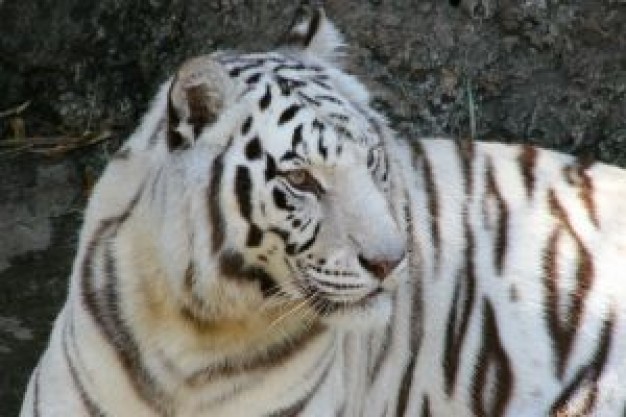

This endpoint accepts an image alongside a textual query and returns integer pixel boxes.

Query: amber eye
[284,169,323,195]
[286,169,308,186]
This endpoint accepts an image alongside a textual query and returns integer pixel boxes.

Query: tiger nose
[358,253,404,281]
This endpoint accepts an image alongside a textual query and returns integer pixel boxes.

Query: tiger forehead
[217,52,382,148]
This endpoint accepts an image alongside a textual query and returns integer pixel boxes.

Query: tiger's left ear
[281,1,345,62]
[167,56,233,151]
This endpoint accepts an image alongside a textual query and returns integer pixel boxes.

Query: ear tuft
[282,2,345,62]
[167,56,232,151]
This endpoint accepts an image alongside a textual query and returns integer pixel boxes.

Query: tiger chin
[20,5,407,417]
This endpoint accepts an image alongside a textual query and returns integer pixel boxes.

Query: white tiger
[20,4,626,417]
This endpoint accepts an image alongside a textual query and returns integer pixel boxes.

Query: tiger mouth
[313,288,385,314]
[295,277,386,316]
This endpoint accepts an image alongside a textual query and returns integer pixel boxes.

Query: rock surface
[1,0,625,414]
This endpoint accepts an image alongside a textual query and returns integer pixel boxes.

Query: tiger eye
[283,169,323,195]
[286,169,309,186]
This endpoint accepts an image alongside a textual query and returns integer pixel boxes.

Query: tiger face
[164,13,406,327]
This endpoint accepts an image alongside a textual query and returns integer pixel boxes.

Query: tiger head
[154,6,407,329]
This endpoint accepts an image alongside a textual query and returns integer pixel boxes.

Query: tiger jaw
[284,255,405,314]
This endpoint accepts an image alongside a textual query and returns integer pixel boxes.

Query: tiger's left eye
[284,169,323,194]
[286,169,308,186]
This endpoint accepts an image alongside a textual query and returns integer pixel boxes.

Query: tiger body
[382,139,626,416]
[20,6,626,417]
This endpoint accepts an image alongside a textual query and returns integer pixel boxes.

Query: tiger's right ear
[281,1,345,62]
[167,56,232,151]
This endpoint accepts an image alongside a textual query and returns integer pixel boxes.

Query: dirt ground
[1,1,625,414]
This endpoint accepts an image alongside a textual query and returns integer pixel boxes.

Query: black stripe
[265,154,277,182]
[297,91,321,106]
[209,155,225,252]
[235,166,253,220]
[241,116,253,136]
[317,132,328,160]
[296,223,321,254]
[273,63,307,73]
[275,75,307,95]
[246,223,264,247]
[315,94,342,105]
[245,137,263,160]
[292,124,304,148]
[272,187,293,211]
[278,104,301,125]
[229,60,264,77]
[303,9,321,47]
[260,84,272,110]
[245,72,262,84]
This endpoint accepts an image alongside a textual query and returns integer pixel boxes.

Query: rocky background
[1,0,625,413]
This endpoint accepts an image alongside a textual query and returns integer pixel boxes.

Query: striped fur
[373,138,626,416]
[21,6,626,417]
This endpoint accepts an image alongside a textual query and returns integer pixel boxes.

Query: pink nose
[358,254,404,281]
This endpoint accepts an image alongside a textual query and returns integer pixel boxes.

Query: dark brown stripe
[443,212,477,395]
[395,357,417,417]
[369,323,392,382]
[80,186,169,415]
[62,320,108,417]
[485,160,509,275]
[265,350,335,417]
[455,139,475,195]
[186,323,325,386]
[563,161,600,228]
[421,395,432,417]
[218,251,278,297]
[546,190,595,379]
[471,299,513,417]
[411,142,440,265]
[518,145,537,198]
[208,154,225,253]
[549,310,615,416]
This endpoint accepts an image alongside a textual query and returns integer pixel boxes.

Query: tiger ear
[167,56,232,151]
[282,1,345,62]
